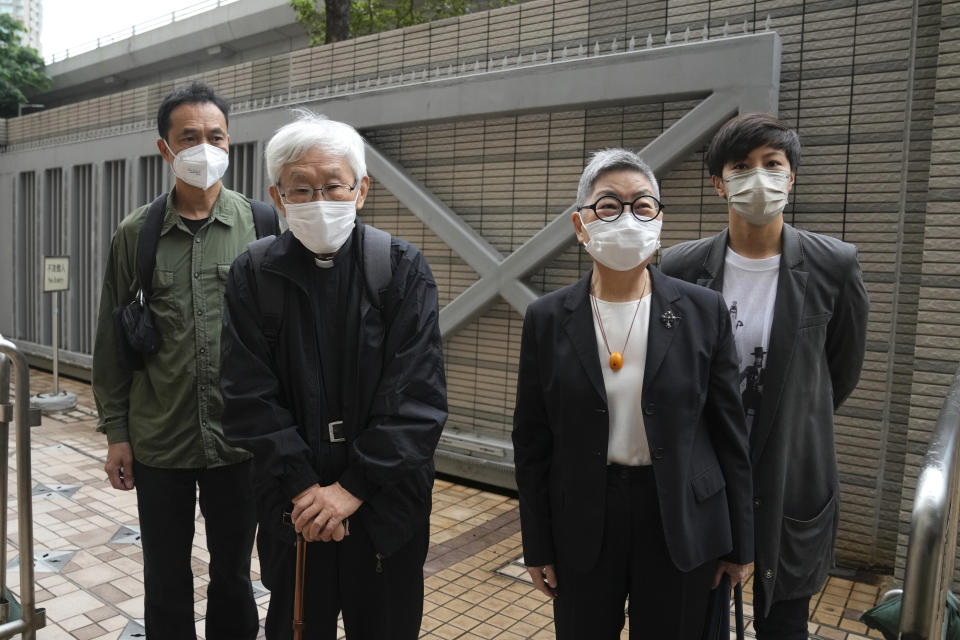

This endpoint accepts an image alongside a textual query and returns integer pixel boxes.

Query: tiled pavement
[2,368,892,639]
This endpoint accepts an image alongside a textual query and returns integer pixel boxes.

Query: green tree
[291,0,516,46]
[0,14,50,118]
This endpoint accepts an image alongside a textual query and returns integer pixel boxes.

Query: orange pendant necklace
[591,275,648,371]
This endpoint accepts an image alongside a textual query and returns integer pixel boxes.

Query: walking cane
[733,582,745,640]
[293,532,306,640]
[282,511,308,640]
[284,512,348,640]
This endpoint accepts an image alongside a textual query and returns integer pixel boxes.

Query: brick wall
[897,0,960,584]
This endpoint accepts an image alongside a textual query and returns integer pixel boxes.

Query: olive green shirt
[92,187,256,468]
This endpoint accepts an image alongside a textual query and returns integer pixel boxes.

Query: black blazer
[660,224,869,612]
[512,265,753,574]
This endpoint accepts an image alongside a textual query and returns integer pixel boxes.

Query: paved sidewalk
[3,368,889,639]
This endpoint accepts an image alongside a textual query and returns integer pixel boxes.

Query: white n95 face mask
[579,212,662,272]
[284,192,359,255]
[165,141,230,190]
[724,168,791,226]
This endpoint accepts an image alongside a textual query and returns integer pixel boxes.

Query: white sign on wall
[43,256,70,292]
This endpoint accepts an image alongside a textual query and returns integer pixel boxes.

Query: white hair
[576,148,660,207]
[264,109,367,185]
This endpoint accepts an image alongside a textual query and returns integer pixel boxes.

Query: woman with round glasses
[512,148,754,639]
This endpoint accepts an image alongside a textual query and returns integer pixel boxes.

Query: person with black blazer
[512,148,754,640]
[661,114,869,640]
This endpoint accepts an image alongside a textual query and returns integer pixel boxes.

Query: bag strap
[246,198,281,342]
[361,224,392,309]
[247,236,284,345]
[136,194,169,300]
[248,197,281,239]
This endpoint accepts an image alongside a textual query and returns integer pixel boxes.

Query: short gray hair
[265,109,367,185]
[576,148,660,207]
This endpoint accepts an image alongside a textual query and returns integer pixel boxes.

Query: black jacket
[219,224,447,556]
[661,224,869,612]
[512,266,753,574]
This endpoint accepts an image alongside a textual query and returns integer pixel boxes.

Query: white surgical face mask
[724,168,791,226]
[283,190,359,255]
[165,141,229,190]
[579,212,662,272]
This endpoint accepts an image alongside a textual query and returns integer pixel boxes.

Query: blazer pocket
[799,312,832,328]
[691,465,726,503]
[779,492,837,595]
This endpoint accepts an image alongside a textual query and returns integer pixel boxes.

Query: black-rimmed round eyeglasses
[578,195,663,223]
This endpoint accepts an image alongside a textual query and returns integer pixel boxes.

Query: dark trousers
[259,516,428,640]
[754,587,811,640]
[554,465,716,640]
[134,459,258,640]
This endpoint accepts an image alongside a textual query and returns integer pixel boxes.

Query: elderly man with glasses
[219,110,447,640]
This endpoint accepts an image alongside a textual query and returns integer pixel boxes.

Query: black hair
[705,113,801,177]
[156,81,230,141]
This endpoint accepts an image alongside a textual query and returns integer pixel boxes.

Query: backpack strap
[246,236,285,346]
[136,194,169,300]
[247,197,281,239]
[362,224,393,310]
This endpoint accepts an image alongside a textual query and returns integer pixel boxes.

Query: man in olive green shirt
[92,82,263,640]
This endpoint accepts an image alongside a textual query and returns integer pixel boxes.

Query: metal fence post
[0,355,9,624]
[51,292,59,396]
[0,336,46,639]
[899,362,960,640]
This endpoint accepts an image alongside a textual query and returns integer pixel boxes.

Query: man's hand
[105,442,135,490]
[292,482,362,543]
[526,564,558,599]
[713,560,752,588]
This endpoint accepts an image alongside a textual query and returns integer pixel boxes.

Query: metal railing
[900,362,960,640]
[45,0,239,64]
[0,335,45,639]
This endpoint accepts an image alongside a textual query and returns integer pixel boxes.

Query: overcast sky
[42,0,197,58]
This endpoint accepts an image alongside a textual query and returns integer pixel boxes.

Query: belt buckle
[328,420,345,443]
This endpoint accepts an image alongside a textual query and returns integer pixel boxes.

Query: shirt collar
[160,185,235,235]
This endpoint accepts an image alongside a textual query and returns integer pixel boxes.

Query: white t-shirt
[591,294,652,466]
[722,248,780,433]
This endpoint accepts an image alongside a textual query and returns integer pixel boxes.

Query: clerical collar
[312,234,353,269]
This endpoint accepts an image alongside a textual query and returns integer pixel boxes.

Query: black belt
[607,462,653,482]
[321,420,346,443]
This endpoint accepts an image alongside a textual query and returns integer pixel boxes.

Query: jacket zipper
[375,553,383,573]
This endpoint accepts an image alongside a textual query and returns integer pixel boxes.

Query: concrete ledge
[13,341,92,383]
[435,449,517,491]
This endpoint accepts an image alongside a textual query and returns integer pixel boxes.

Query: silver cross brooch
[660,309,680,329]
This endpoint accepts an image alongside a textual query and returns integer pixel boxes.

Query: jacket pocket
[210,264,233,320]
[778,492,837,597]
[149,269,183,330]
[691,465,726,503]
[799,312,832,328]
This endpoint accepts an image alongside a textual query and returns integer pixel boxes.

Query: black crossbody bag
[113,193,280,370]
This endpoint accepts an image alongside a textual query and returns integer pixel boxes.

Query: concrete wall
[0,0,956,581]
